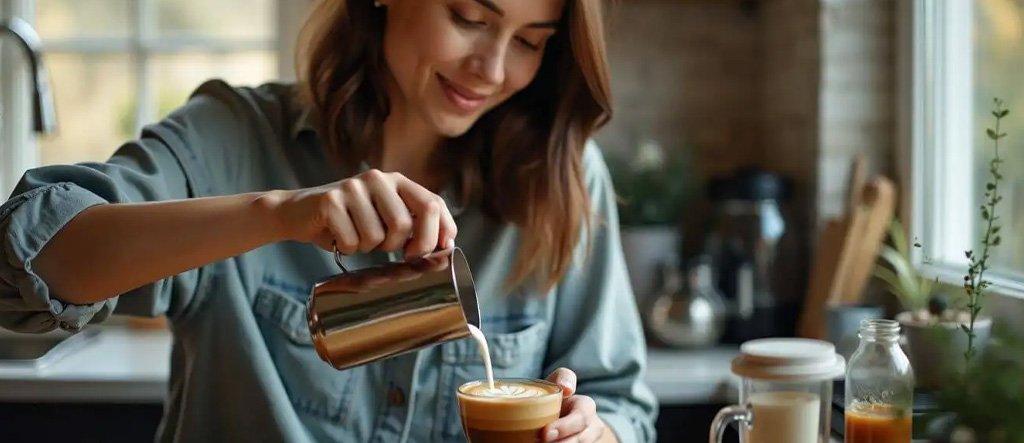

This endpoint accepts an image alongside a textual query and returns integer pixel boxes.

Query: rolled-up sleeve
[0,80,247,333]
[543,142,659,443]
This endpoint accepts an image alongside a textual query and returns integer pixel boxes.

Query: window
[1,0,307,195]
[911,0,1024,296]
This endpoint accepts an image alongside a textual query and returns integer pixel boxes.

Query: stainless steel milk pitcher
[307,246,480,370]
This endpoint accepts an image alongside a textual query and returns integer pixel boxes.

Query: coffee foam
[464,382,549,399]
[457,379,562,425]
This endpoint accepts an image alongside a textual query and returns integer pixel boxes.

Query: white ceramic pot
[896,311,992,389]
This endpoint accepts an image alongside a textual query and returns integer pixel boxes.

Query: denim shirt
[0,80,657,442]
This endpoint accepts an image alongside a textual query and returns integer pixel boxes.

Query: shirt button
[388,386,405,407]
[59,321,70,329]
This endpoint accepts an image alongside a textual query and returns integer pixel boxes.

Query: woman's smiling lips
[437,74,490,113]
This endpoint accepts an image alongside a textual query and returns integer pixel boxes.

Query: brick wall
[595,0,761,178]
[818,0,896,219]
[758,0,822,303]
[598,0,896,214]
[596,0,897,301]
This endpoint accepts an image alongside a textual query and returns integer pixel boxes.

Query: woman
[0,0,656,441]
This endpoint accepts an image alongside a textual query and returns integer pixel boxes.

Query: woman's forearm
[32,191,289,304]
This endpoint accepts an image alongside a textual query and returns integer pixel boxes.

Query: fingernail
[446,238,455,249]
[546,429,558,441]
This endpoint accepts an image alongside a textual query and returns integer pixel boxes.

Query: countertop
[0,327,170,403]
[0,325,740,405]
[0,329,849,441]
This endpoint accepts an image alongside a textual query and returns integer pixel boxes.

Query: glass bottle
[844,319,914,443]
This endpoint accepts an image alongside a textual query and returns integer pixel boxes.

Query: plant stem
[964,99,1007,371]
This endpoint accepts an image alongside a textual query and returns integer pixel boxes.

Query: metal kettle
[644,255,727,348]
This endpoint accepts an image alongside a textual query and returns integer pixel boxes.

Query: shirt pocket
[434,320,549,441]
[252,285,359,425]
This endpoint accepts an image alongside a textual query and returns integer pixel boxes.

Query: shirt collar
[290,107,316,140]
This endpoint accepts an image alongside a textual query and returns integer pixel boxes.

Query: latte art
[458,378,563,442]
[470,383,549,398]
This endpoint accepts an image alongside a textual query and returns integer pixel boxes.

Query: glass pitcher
[709,338,845,443]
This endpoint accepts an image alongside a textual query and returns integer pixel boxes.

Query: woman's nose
[468,40,506,85]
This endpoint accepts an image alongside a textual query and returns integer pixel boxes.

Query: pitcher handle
[332,241,349,273]
[708,405,750,443]
[331,240,458,273]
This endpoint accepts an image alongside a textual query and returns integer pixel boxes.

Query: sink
[0,328,100,369]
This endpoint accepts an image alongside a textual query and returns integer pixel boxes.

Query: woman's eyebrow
[473,0,505,15]
[472,0,561,29]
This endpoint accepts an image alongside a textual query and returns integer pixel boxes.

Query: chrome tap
[1,17,56,134]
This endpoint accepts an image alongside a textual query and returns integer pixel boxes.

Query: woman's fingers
[363,170,414,252]
[544,395,599,442]
[299,169,456,257]
[546,368,578,398]
[394,175,454,257]
[341,177,386,253]
[321,189,359,254]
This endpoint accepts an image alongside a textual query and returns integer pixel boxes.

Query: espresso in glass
[457,379,562,443]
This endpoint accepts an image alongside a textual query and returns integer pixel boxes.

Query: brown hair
[297,0,612,292]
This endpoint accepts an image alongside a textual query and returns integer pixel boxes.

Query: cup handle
[708,405,751,443]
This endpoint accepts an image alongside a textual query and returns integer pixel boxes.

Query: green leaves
[606,146,694,226]
[962,97,1011,372]
[874,227,932,311]
[890,219,910,257]
[986,128,1008,140]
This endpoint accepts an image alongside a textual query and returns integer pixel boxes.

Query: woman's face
[379,0,565,137]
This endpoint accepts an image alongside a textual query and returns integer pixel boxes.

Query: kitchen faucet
[1,17,56,134]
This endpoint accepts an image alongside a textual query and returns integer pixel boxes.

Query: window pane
[974,0,1024,276]
[35,0,132,40]
[151,51,276,119]
[156,0,274,39]
[39,54,135,165]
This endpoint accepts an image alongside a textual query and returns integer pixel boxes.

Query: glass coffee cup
[457,378,562,443]
[709,338,846,443]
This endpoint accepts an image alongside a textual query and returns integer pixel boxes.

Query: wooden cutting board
[797,207,868,339]
[798,155,896,339]
[836,177,897,305]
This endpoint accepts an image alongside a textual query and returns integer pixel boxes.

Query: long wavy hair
[297,0,612,292]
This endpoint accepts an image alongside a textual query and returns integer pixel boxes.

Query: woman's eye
[450,9,485,28]
[515,36,541,51]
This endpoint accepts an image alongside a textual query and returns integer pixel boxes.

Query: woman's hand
[543,368,617,443]
[269,169,457,258]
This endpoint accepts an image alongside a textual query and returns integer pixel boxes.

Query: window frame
[902,0,1024,300]
[0,0,306,196]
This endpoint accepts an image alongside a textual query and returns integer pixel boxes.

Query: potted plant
[875,100,1012,390]
[874,219,992,389]
[605,139,694,305]
[929,326,1024,443]
[928,99,1022,443]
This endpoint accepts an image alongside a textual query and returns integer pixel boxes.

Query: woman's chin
[430,113,479,138]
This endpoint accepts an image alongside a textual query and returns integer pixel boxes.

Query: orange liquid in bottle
[845,402,912,443]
